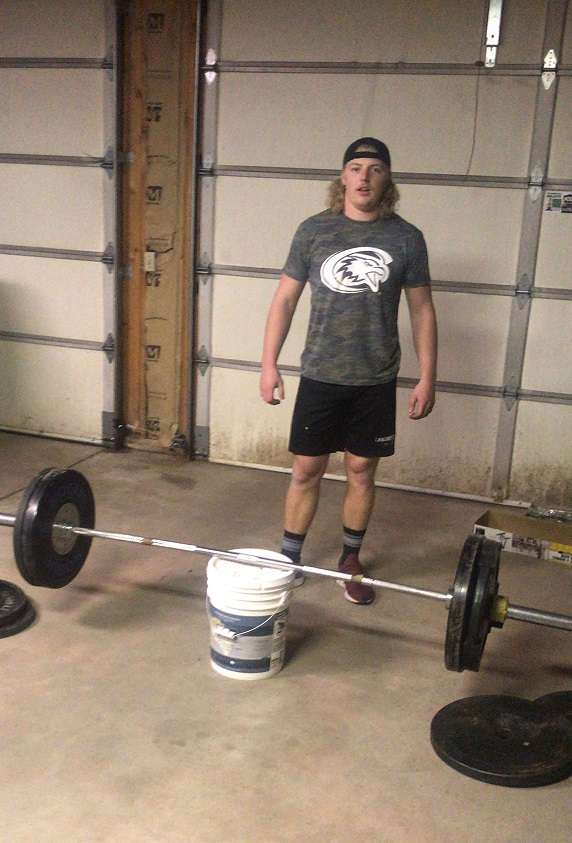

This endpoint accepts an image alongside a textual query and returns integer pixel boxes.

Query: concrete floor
[0,431,571,843]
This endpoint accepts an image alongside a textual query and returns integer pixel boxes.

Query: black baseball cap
[343,137,391,169]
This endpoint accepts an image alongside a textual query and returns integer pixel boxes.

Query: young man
[260,138,437,604]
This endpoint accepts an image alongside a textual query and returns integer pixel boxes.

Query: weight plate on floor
[444,534,482,672]
[534,691,572,725]
[460,538,501,672]
[13,468,95,588]
[431,695,572,787]
[0,579,36,638]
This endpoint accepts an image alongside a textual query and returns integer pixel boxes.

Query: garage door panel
[398,291,510,386]
[548,78,572,180]
[214,177,524,285]
[0,256,104,339]
[511,402,572,506]
[212,274,310,366]
[212,277,511,390]
[0,0,106,57]
[400,186,523,285]
[535,208,572,290]
[562,2,572,63]
[210,368,498,497]
[210,368,295,467]
[218,74,536,177]
[0,166,105,250]
[0,343,104,441]
[492,0,547,64]
[0,70,104,156]
[374,391,497,496]
[221,0,484,64]
[521,300,572,393]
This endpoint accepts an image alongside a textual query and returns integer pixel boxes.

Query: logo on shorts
[320,247,393,294]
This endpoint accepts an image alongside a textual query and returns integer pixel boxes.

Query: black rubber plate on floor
[0,579,36,638]
[535,691,572,725]
[431,695,572,787]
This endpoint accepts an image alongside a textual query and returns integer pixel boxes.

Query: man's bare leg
[338,452,380,604]
[281,454,329,580]
[342,452,379,530]
[285,453,329,533]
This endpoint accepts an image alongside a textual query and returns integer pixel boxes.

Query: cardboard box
[474,511,572,566]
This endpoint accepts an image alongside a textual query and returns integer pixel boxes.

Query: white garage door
[194,0,572,505]
[0,0,122,446]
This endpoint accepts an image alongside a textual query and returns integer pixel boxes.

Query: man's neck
[343,204,381,222]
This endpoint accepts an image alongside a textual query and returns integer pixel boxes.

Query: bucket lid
[207,548,294,592]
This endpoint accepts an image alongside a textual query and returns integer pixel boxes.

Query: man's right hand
[260,366,285,405]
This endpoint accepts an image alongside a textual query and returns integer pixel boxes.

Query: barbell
[1,467,571,672]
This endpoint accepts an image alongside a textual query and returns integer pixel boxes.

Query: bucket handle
[207,589,289,641]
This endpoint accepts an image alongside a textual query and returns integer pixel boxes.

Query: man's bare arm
[260,274,305,404]
[404,285,438,419]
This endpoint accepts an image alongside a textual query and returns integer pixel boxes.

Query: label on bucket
[208,603,288,675]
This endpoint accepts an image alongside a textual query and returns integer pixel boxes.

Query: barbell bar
[1,467,571,672]
[1,509,570,633]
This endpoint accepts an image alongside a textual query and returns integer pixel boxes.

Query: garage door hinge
[502,383,520,410]
[102,243,115,272]
[102,148,114,173]
[196,264,212,286]
[205,47,218,85]
[515,274,533,307]
[542,49,558,90]
[196,345,210,376]
[102,333,115,363]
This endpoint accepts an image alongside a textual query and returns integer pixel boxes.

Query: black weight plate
[461,538,501,672]
[534,691,572,726]
[14,468,95,588]
[445,534,481,672]
[0,579,36,638]
[431,695,572,787]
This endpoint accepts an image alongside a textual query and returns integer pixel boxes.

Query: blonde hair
[328,175,399,217]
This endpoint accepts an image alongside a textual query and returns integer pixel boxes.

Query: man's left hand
[408,381,435,420]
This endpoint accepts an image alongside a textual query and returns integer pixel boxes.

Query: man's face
[341,157,389,215]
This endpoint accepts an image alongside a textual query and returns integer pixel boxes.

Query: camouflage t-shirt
[282,210,431,386]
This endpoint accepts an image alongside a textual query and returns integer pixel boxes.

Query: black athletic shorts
[288,376,397,458]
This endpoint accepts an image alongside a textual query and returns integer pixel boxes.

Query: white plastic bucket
[206,548,294,680]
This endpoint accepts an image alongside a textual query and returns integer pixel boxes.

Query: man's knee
[345,454,378,490]
[291,454,328,488]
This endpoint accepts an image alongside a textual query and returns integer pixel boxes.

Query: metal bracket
[196,265,213,287]
[502,383,520,411]
[169,432,190,454]
[102,147,114,176]
[102,333,115,363]
[193,425,210,456]
[542,48,558,90]
[196,345,210,376]
[205,47,217,85]
[515,274,533,309]
[485,0,504,68]
[102,243,115,272]
[528,164,544,202]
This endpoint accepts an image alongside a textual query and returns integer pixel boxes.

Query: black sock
[340,526,366,562]
[281,530,306,564]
